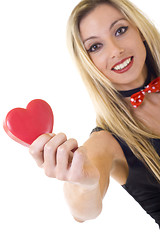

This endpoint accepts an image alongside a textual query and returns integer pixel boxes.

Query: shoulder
[85,129,124,159]
[83,129,129,185]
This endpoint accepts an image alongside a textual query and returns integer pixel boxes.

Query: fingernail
[48,133,55,137]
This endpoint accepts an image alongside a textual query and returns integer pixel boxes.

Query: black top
[91,127,160,227]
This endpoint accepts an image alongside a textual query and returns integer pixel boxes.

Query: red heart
[3,99,54,147]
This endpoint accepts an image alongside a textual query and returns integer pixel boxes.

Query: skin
[29,4,160,222]
[80,4,147,91]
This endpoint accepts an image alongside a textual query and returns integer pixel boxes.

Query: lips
[111,56,132,69]
[111,56,134,74]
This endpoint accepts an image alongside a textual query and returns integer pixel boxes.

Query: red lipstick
[112,56,134,74]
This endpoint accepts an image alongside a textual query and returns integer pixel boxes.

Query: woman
[29,0,160,226]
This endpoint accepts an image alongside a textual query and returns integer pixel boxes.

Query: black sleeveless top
[91,127,160,227]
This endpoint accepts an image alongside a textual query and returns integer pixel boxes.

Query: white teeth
[113,57,132,70]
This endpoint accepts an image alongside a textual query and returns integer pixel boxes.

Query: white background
[0,0,160,239]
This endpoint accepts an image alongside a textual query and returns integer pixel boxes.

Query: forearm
[63,182,102,222]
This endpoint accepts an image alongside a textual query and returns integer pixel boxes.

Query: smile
[112,57,134,73]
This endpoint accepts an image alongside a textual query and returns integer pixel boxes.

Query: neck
[118,71,152,98]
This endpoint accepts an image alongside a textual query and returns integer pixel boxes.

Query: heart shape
[3,99,54,147]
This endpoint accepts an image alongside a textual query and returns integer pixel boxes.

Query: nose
[108,39,124,59]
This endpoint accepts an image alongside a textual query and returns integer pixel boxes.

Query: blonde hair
[67,0,160,181]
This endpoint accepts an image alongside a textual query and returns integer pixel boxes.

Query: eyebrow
[83,18,126,44]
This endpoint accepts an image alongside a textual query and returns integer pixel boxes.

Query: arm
[63,131,114,222]
[29,131,115,222]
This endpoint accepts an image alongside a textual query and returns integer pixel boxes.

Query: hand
[29,133,100,188]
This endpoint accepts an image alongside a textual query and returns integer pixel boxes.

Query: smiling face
[79,4,147,91]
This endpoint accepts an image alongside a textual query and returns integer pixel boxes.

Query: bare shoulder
[83,130,129,186]
[83,129,124,162]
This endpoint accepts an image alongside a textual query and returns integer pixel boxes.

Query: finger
[29,133,55,167]
[56,138,78,180]
[69,146,86,181]
[43,133,67,173]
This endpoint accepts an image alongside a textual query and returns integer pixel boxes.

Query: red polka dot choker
[119,73,160,108]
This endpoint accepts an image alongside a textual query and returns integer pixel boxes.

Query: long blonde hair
[67,0,160,181]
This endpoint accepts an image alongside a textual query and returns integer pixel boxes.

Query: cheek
[90,54,108,72]
[131,30,146,57]
[134,39,146,62]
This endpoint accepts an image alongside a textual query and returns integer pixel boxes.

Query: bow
[130,77,160,108]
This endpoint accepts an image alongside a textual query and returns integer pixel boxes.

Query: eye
[87,43,102,53]
[115,26,128,37]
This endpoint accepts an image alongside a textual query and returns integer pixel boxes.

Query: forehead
[80,4,125,39]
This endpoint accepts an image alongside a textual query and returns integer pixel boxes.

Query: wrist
[64,181,100,194]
